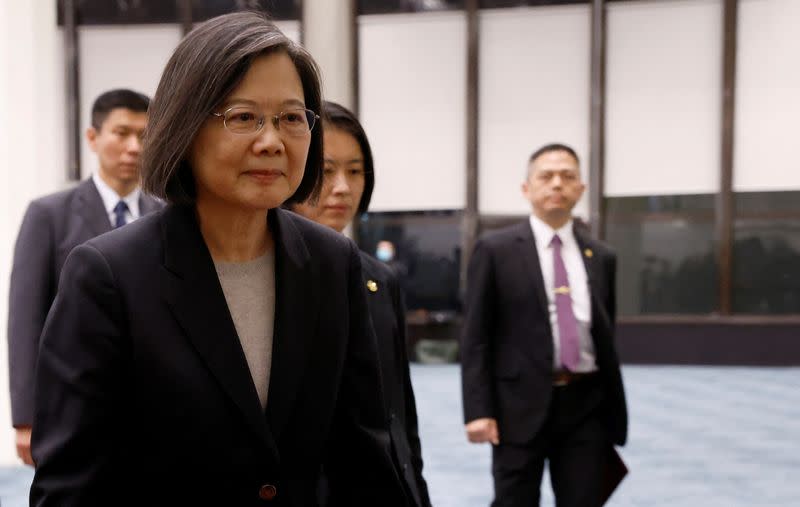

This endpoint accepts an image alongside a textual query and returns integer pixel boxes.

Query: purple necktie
[551,234,580,371]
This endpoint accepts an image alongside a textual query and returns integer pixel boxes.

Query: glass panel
[58,0,177,25]
[359,0,637,11]
[357,210,463,313]
[192,0,300,22]
[605,194,718,315]
[733,191,800,314]
[479,0,586,7]
[58,0,300,25]
[605,0,722,197]
[733,0,800,193]
[359,12,467,210]
[478,5,590,218]
[358,0,464,15]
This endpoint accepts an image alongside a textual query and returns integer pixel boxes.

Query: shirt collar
[92,172,141,218]
[529,214,574,249]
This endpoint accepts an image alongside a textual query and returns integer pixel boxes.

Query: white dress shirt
[92,172,141,227]
[529,215,597,372]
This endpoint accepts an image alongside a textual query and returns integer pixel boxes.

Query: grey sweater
[214,251,275,409]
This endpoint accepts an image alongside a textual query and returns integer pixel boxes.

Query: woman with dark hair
[292,101,432,507]
[30,13,406,507]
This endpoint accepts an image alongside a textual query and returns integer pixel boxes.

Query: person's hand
[15,426,34,466]
[465,417,499,445]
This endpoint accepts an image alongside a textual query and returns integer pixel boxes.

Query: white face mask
[376,246,394,262]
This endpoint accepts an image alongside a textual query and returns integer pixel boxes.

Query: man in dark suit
[461,143,628,506]
[7,88,161,465]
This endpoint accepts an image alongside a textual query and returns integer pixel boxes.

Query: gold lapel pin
[584,248,593,258]
[366,280,378,293]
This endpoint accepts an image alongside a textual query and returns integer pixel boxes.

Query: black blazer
[460,221,627,446]
[30,205,407,507]
[7,178,162,427]
[360,253,432,507]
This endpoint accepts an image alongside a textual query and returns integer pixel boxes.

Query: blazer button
[259,484,277,501]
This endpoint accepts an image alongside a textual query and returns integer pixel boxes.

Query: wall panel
[605,0,722,197]
[359,12,467,211]
[479,5,591,218]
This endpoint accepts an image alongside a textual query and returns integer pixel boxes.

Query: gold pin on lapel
[584,248,593,258]
[366,280,378,292]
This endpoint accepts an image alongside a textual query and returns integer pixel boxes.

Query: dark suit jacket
[460,220,627,446]
[360,253,432,507]
[30,205,407,507]
[7,178,162,427]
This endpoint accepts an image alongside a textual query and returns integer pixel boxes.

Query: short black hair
[322,101,375,215]
[91,89,150,129]
[528,143,580,166]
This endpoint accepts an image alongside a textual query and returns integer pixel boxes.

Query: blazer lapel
[515,221,550,319]
[360,254,398,389]
[160,205,279,460]
[573,224,600,290]
[573,225,613,339]
[264,208,319,440]
[76,179,113,236]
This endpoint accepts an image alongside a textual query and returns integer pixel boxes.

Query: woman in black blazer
[292,102,432,507]
[30,13,406,507]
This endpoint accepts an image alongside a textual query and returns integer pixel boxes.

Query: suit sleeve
[460,238,496,425]
[30,244,130,507]
[7,201,55,427]
[325,241,408,507]
[391,272,432,507]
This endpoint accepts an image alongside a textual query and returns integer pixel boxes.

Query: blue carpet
[2,365,798,506]
[0,465,32,507]
[414,364,800,507]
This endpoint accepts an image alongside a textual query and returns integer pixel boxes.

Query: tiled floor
[2,365,798,506]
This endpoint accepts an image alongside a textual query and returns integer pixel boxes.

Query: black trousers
[491,375,610,507]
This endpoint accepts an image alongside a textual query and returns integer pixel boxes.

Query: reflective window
[733,191,800,314]
[193,0,300,22]
[478,0,649,7]
[58,0,177,25]
[358,0,464,15]
[479,0,587,7]
[358,210,463,313]
[605,195,718,315]
[57,0,300,26]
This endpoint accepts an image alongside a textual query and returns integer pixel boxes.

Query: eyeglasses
[212,106,319,136]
